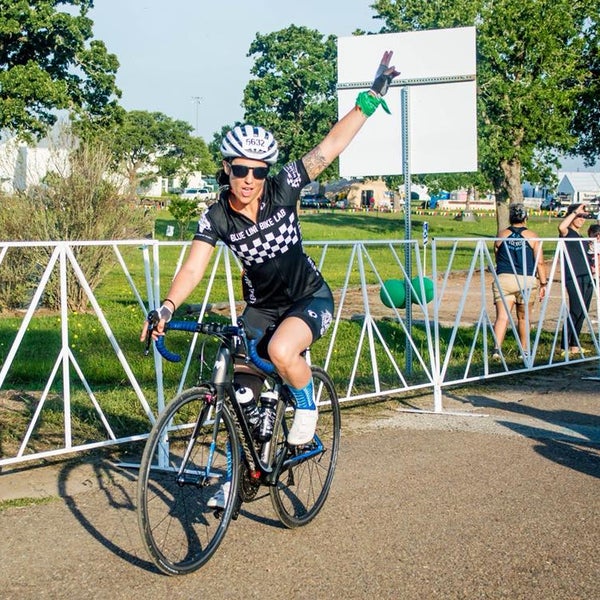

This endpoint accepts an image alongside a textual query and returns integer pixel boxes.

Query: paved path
[1,364,599,599]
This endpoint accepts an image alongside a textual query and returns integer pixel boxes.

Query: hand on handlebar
[140,303,173,342]
[140,309,169,357]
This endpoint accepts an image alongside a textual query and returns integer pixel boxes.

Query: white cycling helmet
[220,124,279,165]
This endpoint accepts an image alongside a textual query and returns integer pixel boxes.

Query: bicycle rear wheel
[269,366,341,528]
[137,386,240,575]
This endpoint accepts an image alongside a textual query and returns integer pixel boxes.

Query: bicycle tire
[137,386,240,575]
[269,366,341,528]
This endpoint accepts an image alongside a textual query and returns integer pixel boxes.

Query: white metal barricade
[0,237,598,468]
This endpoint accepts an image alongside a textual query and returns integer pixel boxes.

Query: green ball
[410,276,434,304]
[380,279,406,308]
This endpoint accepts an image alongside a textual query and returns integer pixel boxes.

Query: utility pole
[191,96,202,136]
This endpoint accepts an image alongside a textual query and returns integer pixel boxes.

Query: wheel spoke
[269,367,340,528]
[137,388,239,575]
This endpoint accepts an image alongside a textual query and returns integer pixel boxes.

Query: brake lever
[144,310,160,356]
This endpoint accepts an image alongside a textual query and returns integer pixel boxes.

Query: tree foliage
[0,0,121,140]
[0,142,151,311]
[168,198,201,240]
[104,110,216,198]
[243,25,338,181]
[571,11,600,165]
[371,0,596,228]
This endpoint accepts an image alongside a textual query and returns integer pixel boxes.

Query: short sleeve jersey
[193,160,324,307]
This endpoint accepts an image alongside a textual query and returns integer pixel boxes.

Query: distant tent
[556,172,600,204]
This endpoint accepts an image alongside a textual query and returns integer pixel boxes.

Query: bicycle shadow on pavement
[57,456,164,574]
[445,391,600,480]
[235,491,289,529]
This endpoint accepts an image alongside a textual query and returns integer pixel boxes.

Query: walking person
[587,223,600,277]
[142,54,398,447]
[491,203,547,360]
[558,203,594,355]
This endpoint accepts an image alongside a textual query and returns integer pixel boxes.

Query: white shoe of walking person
[287,407,318,445]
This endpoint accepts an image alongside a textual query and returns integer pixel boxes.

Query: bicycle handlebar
[246,339,276,374]
[147,316,276,374]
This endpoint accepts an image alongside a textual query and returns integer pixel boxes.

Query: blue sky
[89,1,595,171]
[89,0,380,143]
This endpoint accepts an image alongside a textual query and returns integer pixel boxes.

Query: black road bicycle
[137,315,341,576]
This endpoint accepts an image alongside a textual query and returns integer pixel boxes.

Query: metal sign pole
[401,87,413,376]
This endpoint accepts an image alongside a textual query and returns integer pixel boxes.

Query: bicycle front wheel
[137,386,240,575]
[269,366,341,528]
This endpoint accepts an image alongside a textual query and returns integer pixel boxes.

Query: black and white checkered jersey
[193,160,325,307]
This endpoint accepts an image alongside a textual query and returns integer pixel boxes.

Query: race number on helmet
[220,125,279,165]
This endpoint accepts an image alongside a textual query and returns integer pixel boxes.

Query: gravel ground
[1,362,598,599]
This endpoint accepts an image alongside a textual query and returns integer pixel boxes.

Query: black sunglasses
[229,164,269,180]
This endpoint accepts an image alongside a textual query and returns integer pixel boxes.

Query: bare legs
[267,316,317,445]
[267,316,313,388]
[493,299,532,353]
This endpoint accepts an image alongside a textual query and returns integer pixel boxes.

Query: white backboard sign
[337,27,477,176]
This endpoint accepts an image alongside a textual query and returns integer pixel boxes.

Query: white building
[0,136,206,197]
[0,138,69,193]
[556,172,600,204]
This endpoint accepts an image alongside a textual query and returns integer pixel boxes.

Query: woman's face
[224,158,268,208]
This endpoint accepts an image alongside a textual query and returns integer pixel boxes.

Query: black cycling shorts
[241,282,334,357]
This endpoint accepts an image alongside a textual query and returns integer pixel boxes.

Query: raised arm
[558,203,587,236]
[301,51,400,181]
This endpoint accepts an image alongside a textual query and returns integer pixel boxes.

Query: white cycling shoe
[207,481,230,509]
[287,407,318,445]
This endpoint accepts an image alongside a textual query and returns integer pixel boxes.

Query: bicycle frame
[152,317,329,485]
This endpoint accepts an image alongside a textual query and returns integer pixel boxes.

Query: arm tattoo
[302,146,330,181]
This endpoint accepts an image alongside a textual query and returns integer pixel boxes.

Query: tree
[243,25,339,181]
[168,198,201,240]
[209,123,241,169]
[106,110,215,198]
[0,0,121,140]
[157,135,216,184]
[371,0,596,229]
[571,12,600,166]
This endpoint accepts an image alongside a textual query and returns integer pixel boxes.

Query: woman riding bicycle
[142,52,399,448]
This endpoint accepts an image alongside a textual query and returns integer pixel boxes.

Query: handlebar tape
[153,320,199,362]
[155,335,182,363]
[166,321,199,333]
[247,339,276,375]
[152,318,276,373]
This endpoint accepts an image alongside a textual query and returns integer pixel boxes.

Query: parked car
[300,194,329,208]
[180,187,214,201]
[540,197,559,211]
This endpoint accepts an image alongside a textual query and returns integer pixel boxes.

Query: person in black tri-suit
[558,203,594,355]
[142,52,399,457]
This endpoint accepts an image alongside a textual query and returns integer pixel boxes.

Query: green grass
[0,496,57,511]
